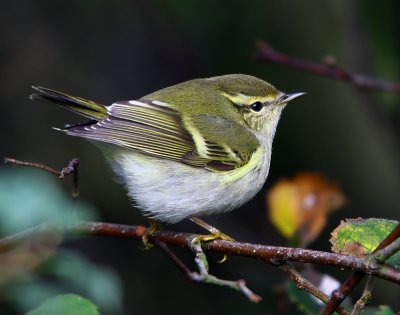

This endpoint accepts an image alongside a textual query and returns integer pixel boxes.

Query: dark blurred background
[1,0,400,314]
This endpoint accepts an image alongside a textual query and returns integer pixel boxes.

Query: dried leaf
[267,172,345,246]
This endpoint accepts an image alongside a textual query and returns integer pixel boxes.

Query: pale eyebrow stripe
[220,92,275,105]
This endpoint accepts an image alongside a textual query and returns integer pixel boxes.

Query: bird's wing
[181,113,260,171]
[64,100,259,172]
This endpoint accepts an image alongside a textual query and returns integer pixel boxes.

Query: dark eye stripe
[249,101,263,112]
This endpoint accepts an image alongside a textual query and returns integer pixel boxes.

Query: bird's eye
[249,101,263,112]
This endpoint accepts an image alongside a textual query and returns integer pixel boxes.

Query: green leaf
[330,218,400,268]
[373,305,396,315]
[0,168,98,235]
[27,294,99,315]
[46,250,123,314]
[7,249,122,314]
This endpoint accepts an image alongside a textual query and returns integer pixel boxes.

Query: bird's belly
[107,150,270,223]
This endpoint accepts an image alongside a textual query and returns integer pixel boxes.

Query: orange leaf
[267,172,346,246]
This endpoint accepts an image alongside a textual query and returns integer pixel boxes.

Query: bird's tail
[30,86,107,121]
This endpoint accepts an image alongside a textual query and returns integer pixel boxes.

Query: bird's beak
[277,92,306,105]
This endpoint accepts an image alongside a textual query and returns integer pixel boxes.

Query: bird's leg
[142,219,160,249]
[189,217,235,263]
[189,217,235,242]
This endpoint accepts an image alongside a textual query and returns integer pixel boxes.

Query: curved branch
[254,41,400,93]
[2,222,399,285]
[71,222,400,284]
[277,262,350,315]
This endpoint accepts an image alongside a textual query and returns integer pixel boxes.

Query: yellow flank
[220,92,276,105]
[220,146,263,183]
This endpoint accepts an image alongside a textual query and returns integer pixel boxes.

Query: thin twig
[350,276,375,315]
[254,41,400,93]
[59,158,80,199]
[3,157,60,176]
[3,157,80,200]
[373,237,400,264]
[152,235,260,302]
[321,223,400,315]
[188,237,262,302]
[276,261,350,315]
[151,237,195,281]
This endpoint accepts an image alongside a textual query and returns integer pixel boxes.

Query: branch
[74,222,400,284]
[350,276,375,315]
[3,157,80,199]
[373,235,400,264]
[321,223,400,315]
[151,236,262,303]
[254,41,400,92]
[2,222,400,285]
[276,262,350,315]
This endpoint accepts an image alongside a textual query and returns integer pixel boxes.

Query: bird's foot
[189,217,235,241]
[142,219,160,249]
[189,217,235,262]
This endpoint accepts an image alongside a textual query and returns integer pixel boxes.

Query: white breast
[102,108,282,223]
[104,133,271,223]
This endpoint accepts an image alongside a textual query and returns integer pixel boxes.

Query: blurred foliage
[330,218,400,268]
[27,294,99,315]
[358,305,397,315]
[0,169,122,314]
[7,250,122,314]
[0,168,97,235]
[45,250,122,313]
[371,305,396,315]
[287,281,322,315]
[267,172,346,247]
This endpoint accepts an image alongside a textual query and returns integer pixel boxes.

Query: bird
[31,74,304,239]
